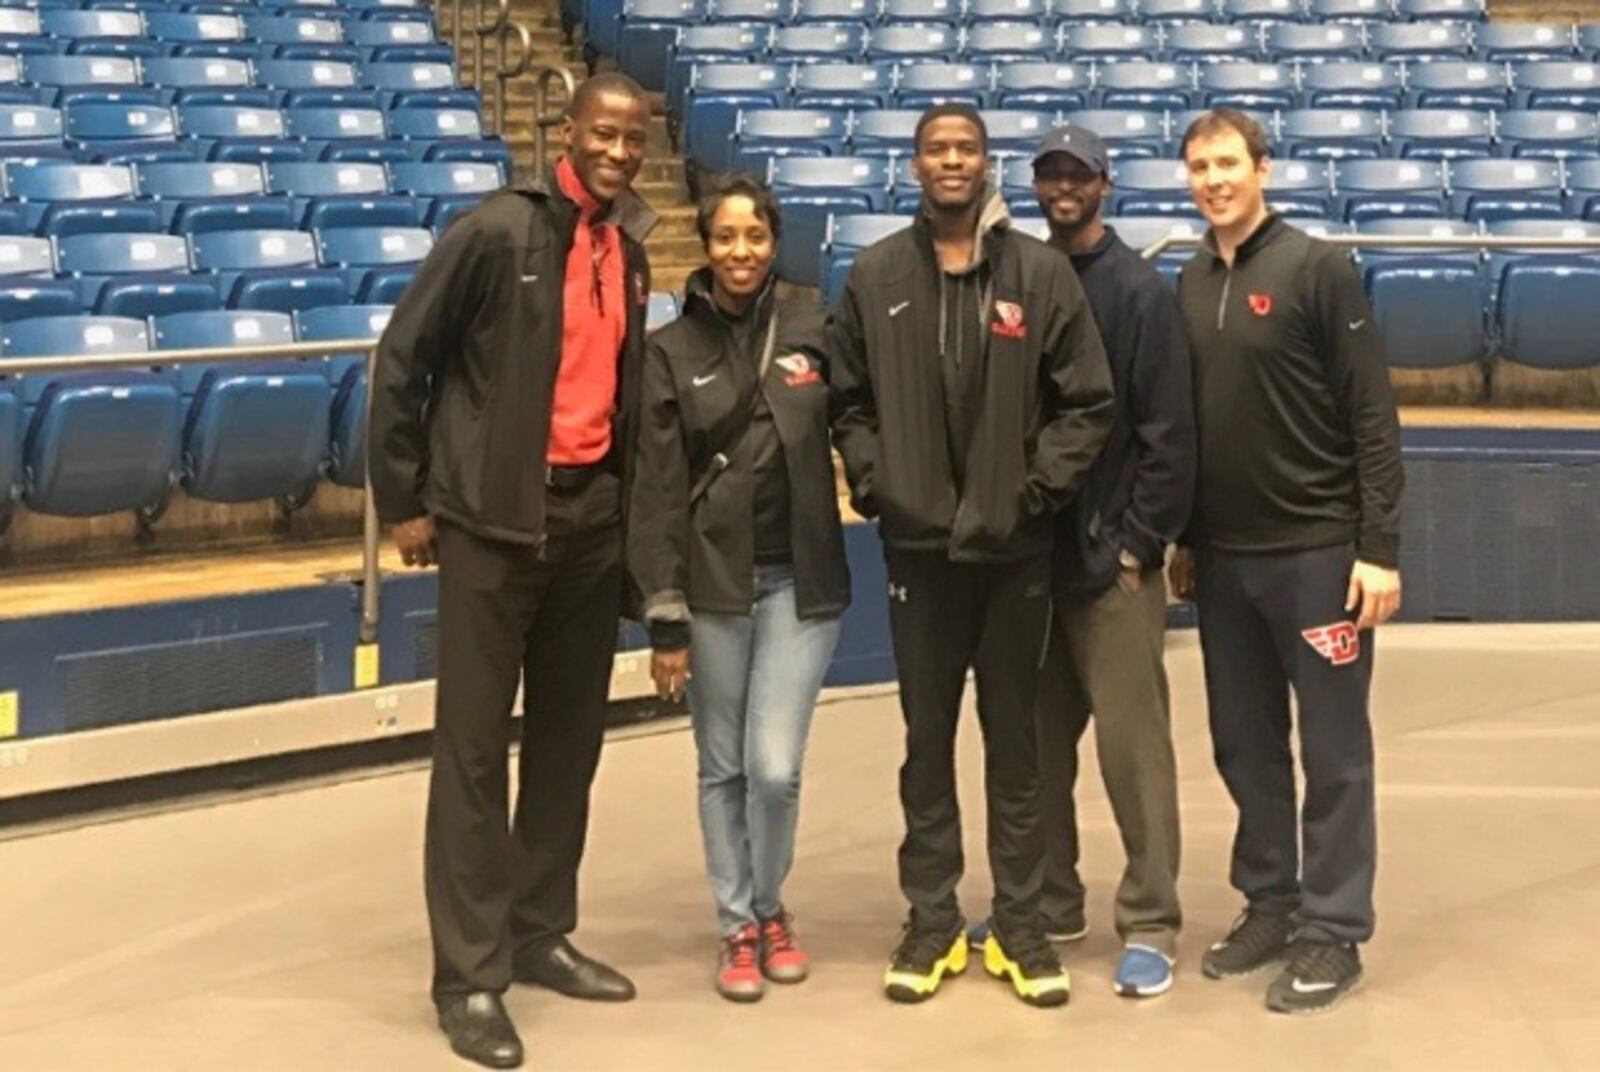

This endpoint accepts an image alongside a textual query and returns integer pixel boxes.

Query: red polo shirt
[547,156,626,466]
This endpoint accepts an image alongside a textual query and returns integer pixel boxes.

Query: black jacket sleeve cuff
[649,620,691,651]
[1357,531,1400,570]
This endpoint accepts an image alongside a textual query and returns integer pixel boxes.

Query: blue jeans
[687,565,842,935]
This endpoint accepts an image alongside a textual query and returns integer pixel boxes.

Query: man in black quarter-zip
[1170,108,1404,1016]
[830,103,1114,1010]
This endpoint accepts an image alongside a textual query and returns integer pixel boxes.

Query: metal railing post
[529,64,576,174]
[496,20,533,144]
[360,342,381,647]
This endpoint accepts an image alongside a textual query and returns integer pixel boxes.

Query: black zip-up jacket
[1055,226,1196,595]
[368,171,656,552]
[1178,214,1403,567]
[828,193,1115,563]
[629,270,851,650]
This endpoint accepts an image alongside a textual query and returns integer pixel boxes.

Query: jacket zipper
[1216,268,1232,332]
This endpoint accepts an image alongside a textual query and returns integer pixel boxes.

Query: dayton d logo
[991,300,1026,339]
[1248,293,1273,317]
[1302,622,1360,666]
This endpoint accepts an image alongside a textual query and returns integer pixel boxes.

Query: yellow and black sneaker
[983,928,1071,1008]
[883,921,968,1004]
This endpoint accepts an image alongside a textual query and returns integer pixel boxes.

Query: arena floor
[2,623,1597,1071]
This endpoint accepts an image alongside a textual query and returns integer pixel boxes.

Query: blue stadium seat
[1496,109,1600,161]
[251,161,399,231]
[669,26,773,119]
[1165,24,1260,64]
[1111,158,1200,217]
[1197,62,1297,110]
[1356,218,1486,372]
[22,55,150,107]
[881,0,962,22]
[1264,23,1366,62]
[1306,0,1391,21]
[64,101,187,164]
[254,59,362,108]
[0,313,180,519]
[190,227,346,311]
[1476,23,1576,63]
[294,301,391,488]
[40,10,160,60]
[0,105,72,162]
[1498,256,1600,370]
[1388,108,1493,161]
[1096,62,1194,111]
[1299,61,1404,109]
[770,25,869,70]
[179,105,305,163]
[964,24,1055,64]
[1394,0,1483,17]
[1446,157,1563,222]
[143,14,247,54]
[707,0,788,24]
[1482,219,1600,306]
[646,290,679,328]
[1581,25,1600,60]
[1564,158,1600,219]
[57,231,219,317]
[993,63,1091,111]
[360,62,473,110]
[1,160,164,236]
[1062,108,1168,159]
[821,212,910,305]
[732,109,848,175]
[864,25,959,64]
[1513,61,1600,111]
[1369,21,1474,62]
[1405,61,1512,111]
[243,14,345,49]
[979,109,1052,160]
[387,108,508,165]
[1221,0,1304,24]
[1060,24,1159,64]
[1279,108,1384,160]
[315,224,432,302]
[1333,159,1446,221]
[150,308,331,504]
[285,106,400,163]
[1050,0,1136,18]
[790,0,877,24]
[969,0,1051,23]
[771,156,890,286]
[141,57,267,107]
[1264,157,1333,216]
[0,373,16,514]
[345,16,439,52]
[683,62,791,172]
[790,63,890,113]
[617,0,705,92]
[0,234,80,320]
[135,160,300,233]
[895,64,992,110]
[1136,0,1217,23]
[387,161,504,230]
[1104,213,1203,282]
[998,156,1037,207]
[847,109,921,158]
[0,54,33,107]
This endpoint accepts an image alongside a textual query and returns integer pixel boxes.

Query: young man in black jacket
[369,73,654,1069]
[1170,109,1404,1014]
[830,104,1115,1009]
[1021,125,1195,998]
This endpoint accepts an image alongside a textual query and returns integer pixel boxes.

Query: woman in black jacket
[628,175,850,1004]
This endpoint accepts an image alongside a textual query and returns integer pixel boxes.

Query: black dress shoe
[515,937,637,1002]
[437,992,523,1070]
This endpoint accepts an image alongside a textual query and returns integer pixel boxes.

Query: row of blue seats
[808,213,1600,375]
[0,305,391,524]
[0,226,434,318]
[705,108,1600,179]
[0,25,451,66]
[0,102,508,167]
[0,0,431,16]
[647,20,1590,94]
[0,159,501,236]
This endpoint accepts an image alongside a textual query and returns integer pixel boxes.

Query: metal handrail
[2,337,384,647]
[1140,232,1600,259]
[472,0,510,105]
[528,63,576,172]
[496,21,534,144]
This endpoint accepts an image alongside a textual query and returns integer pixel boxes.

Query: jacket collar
[1200,211,1283,268]
[1063,224,1118,270]
[912,185,1012,275]
[683,265,777,329]
[514,163,660,246]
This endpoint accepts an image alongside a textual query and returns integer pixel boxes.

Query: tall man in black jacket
[1025,125,1195,999]
[830,104,1115,1009]
[369,73,654,1069]
[1170,109,1404,1015]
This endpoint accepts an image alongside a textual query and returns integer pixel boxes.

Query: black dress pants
[426,473,624,1003]
[883,546,1053,941]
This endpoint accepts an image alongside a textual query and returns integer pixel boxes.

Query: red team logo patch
[775,352,821,387]
[1303,622,1361,666]
[1248,293,1273,317]
[991,300,1026,339]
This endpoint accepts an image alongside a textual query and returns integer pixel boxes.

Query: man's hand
[1167,547,1196,601]
[393,515,438,569]
[651,647,690,703]
[1347,560,1402,631]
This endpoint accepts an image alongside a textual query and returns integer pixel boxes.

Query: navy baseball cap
[1032,124,1110,176]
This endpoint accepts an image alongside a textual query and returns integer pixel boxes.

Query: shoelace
[1287,941,1349,982]
[761,916,796,954]
[725,930,759,970]
[892,924,954,970]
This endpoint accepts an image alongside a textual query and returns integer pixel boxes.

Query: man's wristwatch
[1118,549,1142,572]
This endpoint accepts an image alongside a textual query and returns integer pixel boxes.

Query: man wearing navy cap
[1027,123,1197,997]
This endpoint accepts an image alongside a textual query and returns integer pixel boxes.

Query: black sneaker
[883,920,968,1004]
[1200,908,1295,979]
[1265,941,1363,1014]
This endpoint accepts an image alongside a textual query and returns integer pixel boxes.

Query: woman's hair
[695,173,784,247]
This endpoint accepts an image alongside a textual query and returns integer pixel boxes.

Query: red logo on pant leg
[1248,293,1273,317]
[1302,622,1360,666]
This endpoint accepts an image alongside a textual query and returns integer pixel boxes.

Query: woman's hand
[651,647,691,703]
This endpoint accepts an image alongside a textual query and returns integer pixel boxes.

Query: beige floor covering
[1,624,1597,1072]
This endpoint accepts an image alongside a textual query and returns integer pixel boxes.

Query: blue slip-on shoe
[1114,944,1175,998]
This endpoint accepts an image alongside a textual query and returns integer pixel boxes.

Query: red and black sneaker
[717,923,765,1003]
[759,910,810,984]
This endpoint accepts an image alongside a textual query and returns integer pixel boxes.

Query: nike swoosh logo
[888,301,910,317]
[520,274,539,283]
[1290,978,1338,994]
[1349,318,1365,330]
[691,374,717,387]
